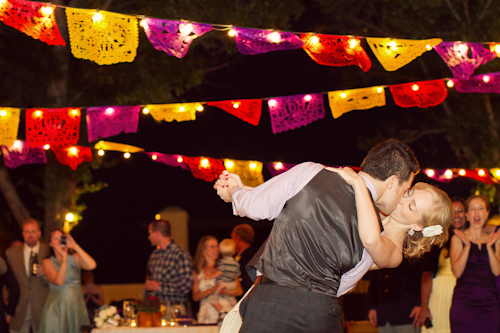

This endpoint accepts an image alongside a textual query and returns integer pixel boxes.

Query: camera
[60,235,67,248]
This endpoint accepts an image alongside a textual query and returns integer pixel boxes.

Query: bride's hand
[326,166,362,186]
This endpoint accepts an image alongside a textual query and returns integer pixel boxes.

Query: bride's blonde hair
[403,182,452,259]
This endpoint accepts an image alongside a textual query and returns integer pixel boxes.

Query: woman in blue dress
[450,195,500,333]
[39,228,97,333]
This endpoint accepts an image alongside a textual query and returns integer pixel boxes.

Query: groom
[214,139,419,333]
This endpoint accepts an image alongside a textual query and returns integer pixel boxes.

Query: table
[91,325,220,333]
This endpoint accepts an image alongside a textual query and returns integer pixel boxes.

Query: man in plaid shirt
[145,219,193,303]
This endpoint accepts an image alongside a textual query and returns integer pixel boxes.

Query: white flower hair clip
[422,225,443,238]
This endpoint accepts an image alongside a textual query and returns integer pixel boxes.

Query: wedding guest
[450,195,500,332]
[5,219,49,333]
[192,236,243,324]
[231,224,255,295]
[419,197,468,332]
[145,219,193,312]
[0,252,19,333]
[38,228,96,333]
[81,270,103,321]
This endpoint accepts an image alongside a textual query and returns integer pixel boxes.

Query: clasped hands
[213,170,243,203]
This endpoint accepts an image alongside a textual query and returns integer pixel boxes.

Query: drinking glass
[123,301,134,326]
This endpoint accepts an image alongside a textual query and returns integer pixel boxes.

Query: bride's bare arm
[327,167,402,268]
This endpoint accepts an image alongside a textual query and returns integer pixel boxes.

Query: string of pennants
[3,137,500,187]
[2,0,500,75]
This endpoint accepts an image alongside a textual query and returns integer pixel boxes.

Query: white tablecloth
[91,325,220,333]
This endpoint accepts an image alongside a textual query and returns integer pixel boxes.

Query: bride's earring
[408,229,415,236]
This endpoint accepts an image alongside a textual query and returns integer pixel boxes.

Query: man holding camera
[6,219,49,333]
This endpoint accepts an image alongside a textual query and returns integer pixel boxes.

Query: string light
[69,109,79,117]
[0,110,7,117]
[179,23,193,35]
[225,160,234,169]
[478,169,486,176]
[40,5,54,16]
[377,87,384,93]
[267,31,281,43]
[68,147,78,155]
[151,154,157,160]
[457,43,468,54]
[310,35,320,44]
[425,44,432,51]
[196,104,204,111]
[65,213,75,222]
[458,169,466,176]
[412,84,419,91]
[495,44,500,56]
[340,92,347,98]
[155,214,161,220]
[495,169,500,177]
[348,38,359,49]
[43,144,51,150]
[142,107,150,114]
[200,158,210,168]
[33,110,43,118]
[228,28,237,37]
[274,162,283,170]
[483,75,491,83]
[139,19,148,28]
[92,11,104,23]
[425,169,435,178]
[249,162,257,170]
[124,152,131,159]
[304,94,312,102]
[13,140,22,149]
[97,149,105,156]
[447,80,454,88]
[104,107,114,115]
[444,169,453,179]
[177,156,183,163]
[232,102,240,109]
[387,40,398,51]
[268,99,278,107]
[179,106,186,112]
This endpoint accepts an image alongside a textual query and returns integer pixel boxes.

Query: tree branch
[477,0,493,24]
[444,0,463,23]
[0,166,31,227]
[463,0,471,26]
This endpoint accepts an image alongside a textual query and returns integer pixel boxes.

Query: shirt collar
[24,242,40,254]
[359,174,377,202]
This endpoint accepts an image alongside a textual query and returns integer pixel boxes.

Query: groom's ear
[387,175,398,190]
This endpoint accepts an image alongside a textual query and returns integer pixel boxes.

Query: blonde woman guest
[419,197,468,333]
[192,236,242,324]
[450,195,500,333]
[38,228,97,333]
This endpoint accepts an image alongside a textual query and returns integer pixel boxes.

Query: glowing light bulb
[232,102,240,109]
[200,158,209,168]
[65,213,75,222]
[483,75,491,83]
[104,107,114,115]
[268,31,281,43]
[268,99,278,107]
[13,140,22,149]
[425,44,432,51]
[310,35,320,44]
[478,169,486,176]
[97,149,104,156]
[142,108,150,114]
[340,92,347,98]
[225,160,234,169]
[425,169,435,178]
[179,23,193,35]
[304,94,312,102]
[124,152,131,159]
[228,29,237,37]
[412,84,419,91]
[70,109,79,117]
[33,110,43,118]
[495,169,500,177]
[459,169,466,176]
[249,162,257,170]
[387,40,398,51]
[447,80,454,88]
[140,19,148,28]
[348,38,359,49]
[40,6,54,16]
[92,11,103,23]
[69,147,78,155]
[495,44,500,55]
[457,43,468,54]
[43,144,50,150]
[0,110,7,117]
[444,169,453,179]
[179,106,186,112]
[155,214,161,220]
[274,162,283,170]
[177,156,183,163]
[152,154,157,160]
[196,104,204,111]
[377,87,383,93]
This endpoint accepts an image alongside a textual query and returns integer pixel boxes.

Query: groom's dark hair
[360,139,419,183]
